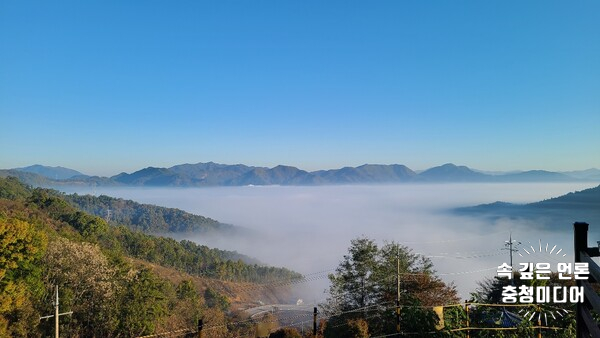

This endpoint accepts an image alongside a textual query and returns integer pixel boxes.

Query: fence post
[313,307,317,337]
[574,222,588,338]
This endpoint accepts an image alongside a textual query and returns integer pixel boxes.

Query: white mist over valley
[60,182,597,302]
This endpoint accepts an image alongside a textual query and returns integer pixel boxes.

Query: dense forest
[0,176,301,337]
[63,193,236,234]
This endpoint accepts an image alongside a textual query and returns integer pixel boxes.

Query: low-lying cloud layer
[63,183,596,302]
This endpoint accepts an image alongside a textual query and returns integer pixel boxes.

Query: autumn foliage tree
[0,215,47,336]
[41,237,120,336]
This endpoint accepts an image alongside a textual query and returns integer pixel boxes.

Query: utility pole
[40,285,72,338]
[55,285,58,338]
[396,246,401,335]
[504,232,520,284]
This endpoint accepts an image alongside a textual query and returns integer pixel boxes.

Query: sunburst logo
[517,239,567,258]
[518,305,570,325]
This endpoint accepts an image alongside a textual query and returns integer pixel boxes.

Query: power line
[137,327,195,338]
[396,230,510,245]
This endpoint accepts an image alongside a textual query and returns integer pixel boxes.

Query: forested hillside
[0,176,301,337]
[64,193,236,234]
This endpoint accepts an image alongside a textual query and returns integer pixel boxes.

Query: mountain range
[2,162,600,187]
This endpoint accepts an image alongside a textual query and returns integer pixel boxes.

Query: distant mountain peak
[14,164,86,180]
[419,163,486,182]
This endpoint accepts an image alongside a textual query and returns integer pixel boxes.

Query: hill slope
[455,185,600,229]
[64,193,238,234]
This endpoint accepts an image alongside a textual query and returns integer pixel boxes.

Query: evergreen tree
[324,237,458,337]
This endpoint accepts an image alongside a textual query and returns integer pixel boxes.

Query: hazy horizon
[6,161,600,179]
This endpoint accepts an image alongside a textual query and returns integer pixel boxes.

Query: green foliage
[176,279,197,300]
[324,237,458,337]
[0,211,47,337]
[169,279,203,333]
[0,170,53,187]
[65,193,231,233]
[399,299,439,335]
[110,227,302,283]
[0,176,31,200]
[0,216,43,281]
[119,268,171,336]
[269,327,302,338]
[0,280,39,337]
[204,287,230,311]
[27,189,105,239]
[27,189,73,219]
[62,211,108,238]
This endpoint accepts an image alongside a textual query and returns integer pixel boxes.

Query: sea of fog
[60,183,597,303]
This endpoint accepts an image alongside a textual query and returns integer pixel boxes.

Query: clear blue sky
[1,1,599,176]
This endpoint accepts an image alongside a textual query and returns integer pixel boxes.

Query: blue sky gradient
[1,1,599,175]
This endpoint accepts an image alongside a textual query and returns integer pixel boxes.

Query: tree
[0,216,46,337]
[323,317,370,338]
[118,267,170,336]
[268,327,302,338]
[161,279,203,333]
[204,287,230,311]
[327,238,378,313]
[324,237,458,337]
[41,237,119,337]
[62,211,108,239]
[0,216,43,281]
[0,176,30,200]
